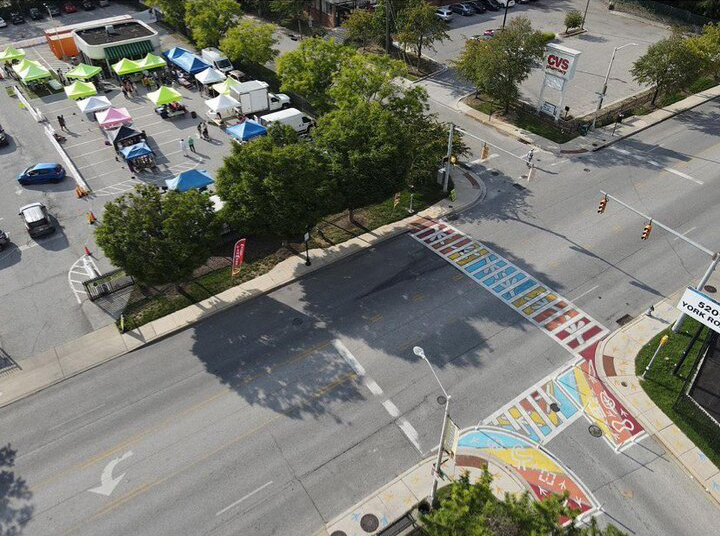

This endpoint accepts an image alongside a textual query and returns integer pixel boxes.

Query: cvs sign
[543,44,580,81]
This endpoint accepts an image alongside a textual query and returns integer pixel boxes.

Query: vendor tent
[205,94,239,113]
[136,53,166,70]
[227,120,267,142]
[0,46,25,62]
[163,47,191,60]
[195,67,225,85]
[120,141,155,161]
[65,63,102,80]
[15,62,51,82]
[105,125,146,149]
[147,85,182,105]
[77,95,112,113]
[172,53,210,75]
[112,58,143,76]
[64,80,96,99]
[212,78,242,96]
[96,107,132,128]
[165,169,214,192]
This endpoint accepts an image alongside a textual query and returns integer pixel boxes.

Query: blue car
[18,163,66,185]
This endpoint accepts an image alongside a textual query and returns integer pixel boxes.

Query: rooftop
[75,21,155,46]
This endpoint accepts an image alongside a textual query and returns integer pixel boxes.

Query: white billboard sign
[677,287,720,333]
[543,43,581,81]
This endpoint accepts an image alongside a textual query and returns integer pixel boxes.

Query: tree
[453,17,546,113]
[689,22,720,80]
[421,471,627,536]
[270,0,306,36]
[564,9,584,33]
[342,7,383,49]
[95,185,220,286]
[313,101,413,220]
[216,125,340,240]
[276,37,353,114]
[238,0,271,17]
[185,0,244,49]
[329,53,407,109]
[396,0,449,67]
[631,33,704,104]
[146,0,187,32]
[221,20,279,67]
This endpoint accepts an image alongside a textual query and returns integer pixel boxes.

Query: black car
[450,3,474,16]
[467,1,487,12]
[482,0,502,10]
[29,7,43,19]
[10,12,24,24]
[81,0,95,10]
[0,127,8,147]
[44,2,61,16]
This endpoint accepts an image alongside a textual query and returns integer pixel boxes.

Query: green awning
[105,40,155,62]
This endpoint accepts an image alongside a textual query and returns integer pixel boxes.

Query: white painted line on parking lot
[68,255,99,304]
[674,227,697,241]
[216,481,273,517]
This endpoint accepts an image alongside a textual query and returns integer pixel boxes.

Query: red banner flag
[232,239,246,276]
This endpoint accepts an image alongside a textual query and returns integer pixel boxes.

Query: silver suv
[19,202,55,237]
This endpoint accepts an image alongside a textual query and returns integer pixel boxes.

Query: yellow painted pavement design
[483,447,563,474]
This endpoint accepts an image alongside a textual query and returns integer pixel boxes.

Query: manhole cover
[292,317,303,326]
[705,285,717,294]
[491,171,499,176]
[616,314,633,326]
[360,514,379,532]
[330,532,348,536]
[549,402,560,412]
[437,395,447,405]
[584,168,591,172]
[589,424,603,437]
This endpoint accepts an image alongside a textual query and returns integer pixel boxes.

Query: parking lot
[429,0,669,116]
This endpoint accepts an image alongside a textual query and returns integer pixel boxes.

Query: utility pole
[502,2,509,29]
[581,0,591,29]
[385,0,391,53]
[443,123,454,193]
[598,191,719,332]
[592,43,636,130]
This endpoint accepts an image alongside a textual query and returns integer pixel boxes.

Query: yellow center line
[34,340,332,490]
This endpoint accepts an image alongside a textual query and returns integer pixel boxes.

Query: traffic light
[597,195,607,214]
[641,222,653,240]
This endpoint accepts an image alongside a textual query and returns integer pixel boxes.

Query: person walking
[121,86,128,99]
[57,115,68,132]
[187,136,196,153]
[179,137,188,156]
[197,122,203,139]
[202,123,209,141]
[525,148,535,168]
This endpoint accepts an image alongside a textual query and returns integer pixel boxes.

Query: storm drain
[616,314,633,326]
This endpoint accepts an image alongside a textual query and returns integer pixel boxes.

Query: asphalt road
[1,98,720,535]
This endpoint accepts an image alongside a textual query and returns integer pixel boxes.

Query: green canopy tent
[13,59,42,74]
[211,78,241,96]
[64,80,97,100]
[147,85,182,105]
[0,46,25,62]
[65,63,102,80]
[18,63,51,82]
[112,58,143,76]
[136,53,166,70]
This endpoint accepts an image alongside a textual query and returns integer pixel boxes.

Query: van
[259,108,315,135]
[201,47,233,73]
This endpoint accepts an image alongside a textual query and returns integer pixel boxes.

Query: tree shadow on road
[0,443,33,536]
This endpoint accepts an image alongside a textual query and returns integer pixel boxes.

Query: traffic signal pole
[599,191,718,332]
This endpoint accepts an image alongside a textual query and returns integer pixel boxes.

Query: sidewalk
[0,167,485,410]
[457,84,720,155]
[595,274,720,507]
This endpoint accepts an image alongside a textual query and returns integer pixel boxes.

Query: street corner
[456,426,600,519]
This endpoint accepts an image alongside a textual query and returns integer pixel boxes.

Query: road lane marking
[49,403,107,431]
[365,379,383,396]
[88,451,133,496]
[398,419,422,453]
[216,481,273,516]
[571,285,598,302]
[332,340,366,376]
[662,167,703,185]
[383,400,400,418]
[674,227,697,241]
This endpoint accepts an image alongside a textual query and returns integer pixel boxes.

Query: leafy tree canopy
[342,7,384,49]
[146,0,187,31]
[396,0,449,65]
[564,9,584,32]
[221,19,279,66]
[185,0,244,49]
[329,53,407,109]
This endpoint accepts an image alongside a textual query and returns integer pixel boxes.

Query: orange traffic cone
[84,245,92,256]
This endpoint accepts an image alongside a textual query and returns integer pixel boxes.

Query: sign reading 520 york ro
[677,287,720,333]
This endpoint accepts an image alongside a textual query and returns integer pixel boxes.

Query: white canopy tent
[195,67,226,85]
[77,95,112,114]
[205,94,240,113]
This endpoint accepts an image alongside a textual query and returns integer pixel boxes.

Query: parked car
[18,163,66,185]
[19,203,56,237]
[450,3,475,16]
[10,12,25,24]
[0,126,8,147]
[29,7,43,20]
[63,2,77,13]
[0,17,7,28]
[81,0,95,10]
[44,2,62,16]
[481,0,502,10]
[475,28,502,39]
[496,0,516,7]
[0,229,9,251]
[435,7,454,22]
[467,1,487,13]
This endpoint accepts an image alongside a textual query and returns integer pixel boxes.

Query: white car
[436,7,454,22]
[0,17,7,28]
[496,0,516,6]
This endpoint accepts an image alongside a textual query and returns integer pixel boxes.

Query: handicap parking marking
[67,255,100,304]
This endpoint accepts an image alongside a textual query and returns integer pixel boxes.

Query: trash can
[190,111,197,119]
[579,123,590,136]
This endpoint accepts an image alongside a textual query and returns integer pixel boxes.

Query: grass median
[636,317,720,468]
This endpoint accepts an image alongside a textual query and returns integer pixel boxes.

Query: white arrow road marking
[89,450,133,496]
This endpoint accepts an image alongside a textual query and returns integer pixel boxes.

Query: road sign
[677,287,720,333]
[442,416,460,459]
[232,239,246,276]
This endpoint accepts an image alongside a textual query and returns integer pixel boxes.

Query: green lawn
[636,317,720,468]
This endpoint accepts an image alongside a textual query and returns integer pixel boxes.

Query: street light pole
[592,43,636,130]
[47,6,66,61]
[413,346,450,507]
[581,0,591,30]
[443,123,454,193]
[501,2,509,29]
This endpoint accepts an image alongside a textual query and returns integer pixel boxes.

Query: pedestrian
[197,122,203,138]
[121,86,128,99]
[56,68,63,84]
[202,123,209,141]
[57,115,67,132]
[525,148,535,168]
[187,136,196,153]
[127,159,135,173]
[179,137,188,156]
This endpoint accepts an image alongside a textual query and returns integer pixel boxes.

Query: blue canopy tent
[165,169,214,192]
[120,141,154,161]
[227,120,267,142]
[163,46,191,60]
[171,53,210,75]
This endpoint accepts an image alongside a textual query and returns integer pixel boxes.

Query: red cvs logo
[547,54,570,73]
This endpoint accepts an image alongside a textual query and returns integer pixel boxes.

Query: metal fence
[83,269,136,301]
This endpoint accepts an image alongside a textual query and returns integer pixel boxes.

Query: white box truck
[259,108,315,135]
[232,80,290,115]
[201,47,233,73]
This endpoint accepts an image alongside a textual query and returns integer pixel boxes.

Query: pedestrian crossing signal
[597,196,607,214]
[641,222,652,240]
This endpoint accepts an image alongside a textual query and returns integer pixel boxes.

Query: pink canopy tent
[96,107,132,128]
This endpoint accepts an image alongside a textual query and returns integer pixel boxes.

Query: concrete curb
[0,168,486,409]
[595,282,720,507]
